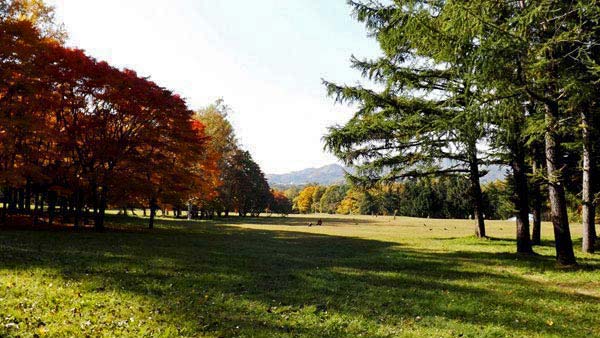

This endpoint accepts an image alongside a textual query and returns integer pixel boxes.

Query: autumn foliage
[0,9,219,229]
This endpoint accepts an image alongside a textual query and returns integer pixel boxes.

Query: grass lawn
[1,214,599,337]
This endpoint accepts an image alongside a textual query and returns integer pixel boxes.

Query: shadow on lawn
[1,216,599,337]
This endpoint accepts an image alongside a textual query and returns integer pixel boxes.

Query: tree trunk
[187,202,193,220]
[511,143,534,254]
[149,198,157,229]
[531,157,543,245]
[581,111,596,253]
[468,143,486,238]
[544,102,576,265]
[39,191,46,224]
[94,186,107,231]
[74,190,82,228]
[25,180,31,214]
[48,191,57,226]
[8,188,16,214]
[0,188,7,224]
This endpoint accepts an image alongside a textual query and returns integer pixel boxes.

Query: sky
[45,0,381,174]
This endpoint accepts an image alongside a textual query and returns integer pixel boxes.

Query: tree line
[284,177,515,220]
[0,0,276,230]
[325,0,600,265]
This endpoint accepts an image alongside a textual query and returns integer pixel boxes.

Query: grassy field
[1,214,599,337]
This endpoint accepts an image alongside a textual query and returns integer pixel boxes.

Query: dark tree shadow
[1,216,599,337]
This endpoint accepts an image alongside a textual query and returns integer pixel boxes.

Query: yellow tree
[295,186,317,214]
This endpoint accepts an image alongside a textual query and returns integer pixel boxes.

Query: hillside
[267,163,506,187]
[266,164,349,186]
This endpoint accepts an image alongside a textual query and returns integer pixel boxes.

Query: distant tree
[336,189,364,215]
[482,181,513,221]
[295,186,318,214]
[194,100,239,217]
[269,190,292,215]
[230,150,272,217]
[319,185,348,214]
[311,186,326,213]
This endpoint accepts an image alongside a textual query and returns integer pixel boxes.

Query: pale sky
[46,0,380,174]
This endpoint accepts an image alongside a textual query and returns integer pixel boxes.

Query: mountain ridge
[266,163,507,187]
[266,164,348,186]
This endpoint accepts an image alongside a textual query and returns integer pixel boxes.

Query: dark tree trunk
[187,202,193,220]
[511,143,534,254]
[25,180,31,214]
[83,207,90,226]
[48,191,57,226]
[531,157,543,245]
[531,188,542,246]
[74,189,83,228]
[149,198,157,229]
[94,186,107,231]
[544,102,576,265]
[8,188,16,214]
[468,143,486,238]
[18,188,25,213]
[581,111,596,253]
[0,188,7,224]
[60,197,68,224]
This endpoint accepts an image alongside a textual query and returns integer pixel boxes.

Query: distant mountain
[481,165,508,183]
[266,164,348,186]
[266,163,507,188]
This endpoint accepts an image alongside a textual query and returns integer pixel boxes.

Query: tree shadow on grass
[1,217,599,337]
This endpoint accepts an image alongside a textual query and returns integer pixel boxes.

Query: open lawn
[1,214,599,337]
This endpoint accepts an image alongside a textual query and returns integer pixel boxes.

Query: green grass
[1,214,599,337]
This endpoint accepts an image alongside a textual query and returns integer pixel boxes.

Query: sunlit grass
[0,214,598,337]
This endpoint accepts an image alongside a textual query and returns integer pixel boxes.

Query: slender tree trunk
[8,188,16,214]
[511,143,534,254]
[48,191,57,226]
[0,188,7,224]
[25,180,31,214]
[18,188,25,213]
[187,202,193,220]
[581,111,596,253]
[74,189,83,228]
[468,143,486,238]
[149,198,157,229]
[94,186,107,231]
[544,102,576,265]
[531,157,543,245]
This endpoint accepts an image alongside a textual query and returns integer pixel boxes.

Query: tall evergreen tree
[325,0,494,238]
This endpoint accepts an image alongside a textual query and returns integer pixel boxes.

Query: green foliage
[396,176,474,219]
[319,185,349,214]
[311,186,326,213]
[482,181,513,220]
[229,149,272,217]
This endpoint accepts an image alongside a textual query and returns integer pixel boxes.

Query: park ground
[0,214,599,337]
